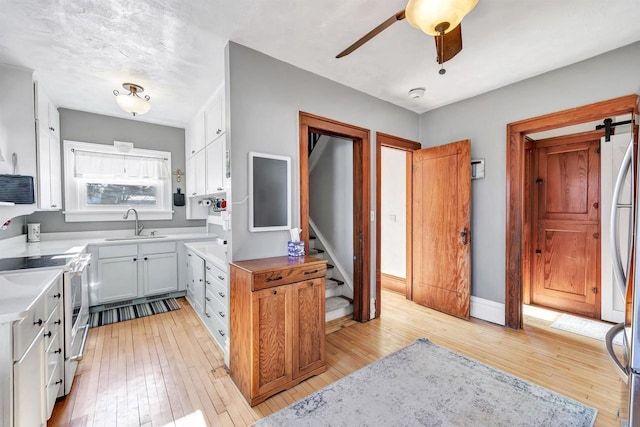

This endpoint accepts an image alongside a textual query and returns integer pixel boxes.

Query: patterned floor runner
[89,298,181,327]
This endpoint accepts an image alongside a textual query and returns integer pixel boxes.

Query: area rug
[551,313,623,346]
[255,338,597,427]
[89,298,180,327]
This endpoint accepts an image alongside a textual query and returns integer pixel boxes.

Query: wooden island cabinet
[230,256,327,406]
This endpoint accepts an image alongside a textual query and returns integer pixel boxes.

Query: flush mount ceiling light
[113,83,151,116]
[408,88,426,99]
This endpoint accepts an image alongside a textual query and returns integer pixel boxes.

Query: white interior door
[601,129,632,323]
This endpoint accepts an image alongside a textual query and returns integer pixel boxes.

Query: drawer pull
[206,296,211,302]
[218,291,226,298]
[304,269,319,275]
[206,313,211,318]
[54,348,62,354]
[55,379,63,385]
[218,311,225,318]
[265,276,283,282]
[272,290,277,295]
[206,266,211,271]
[206,280,211,285]
[188,253,192,257]
[44,331,52,338]
[54,319,61,325]
[133,258,137,262]
[34,319,43,326]
[217,275,225,281]
[144,257,148,261]
[52,292,61,299]
[218,329,225,337]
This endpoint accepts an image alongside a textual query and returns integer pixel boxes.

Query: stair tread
[326,264,335,269]
[308,248,325,255]
[326,296,351,312]
[327,277,344,286]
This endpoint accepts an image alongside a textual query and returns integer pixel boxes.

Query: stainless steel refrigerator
[606,126,640,427]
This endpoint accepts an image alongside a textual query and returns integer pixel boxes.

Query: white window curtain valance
[74,150,169,179]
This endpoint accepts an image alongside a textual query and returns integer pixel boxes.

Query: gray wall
[226,42,419,309]
[26,109,205,233]
[419,41,640,304]
[309,137,354,283]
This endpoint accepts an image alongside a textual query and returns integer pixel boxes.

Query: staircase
[308,234,354,322]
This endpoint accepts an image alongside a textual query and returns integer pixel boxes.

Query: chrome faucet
[123,208,144,236]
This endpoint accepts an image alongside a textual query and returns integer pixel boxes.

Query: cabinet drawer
[140,241,176,255]
[13,296,46,361]
[208,311,228,348]
[45,305,62,348]
[205,263,227,282]
[252,264,326,291]
[206,288,228,325]
[44,276,63,319]
[208,275,228,303]
[99,244,137,258]
[45,364,63,419]
[45,330,62,384]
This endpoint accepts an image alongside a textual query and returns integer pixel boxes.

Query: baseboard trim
[470,296,505,326]
[381,273,406,294]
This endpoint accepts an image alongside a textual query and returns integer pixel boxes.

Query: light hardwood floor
[50,290,624,427]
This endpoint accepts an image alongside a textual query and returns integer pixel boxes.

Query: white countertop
[0,228,215,259]
[0,268,63,323]
[184,241,228,271]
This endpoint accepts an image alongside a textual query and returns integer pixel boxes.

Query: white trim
[470,296,505,326]
[308,218,354,297]
[63,210,174,222]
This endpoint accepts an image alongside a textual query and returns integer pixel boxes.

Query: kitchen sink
[104,235,168,242]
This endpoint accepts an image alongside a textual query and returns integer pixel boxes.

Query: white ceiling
[1,0,639,128]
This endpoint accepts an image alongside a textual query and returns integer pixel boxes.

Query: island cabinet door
[292,278,326,378]
[251,284,292,397]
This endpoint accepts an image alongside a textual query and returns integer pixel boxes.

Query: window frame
[63,140,174,222]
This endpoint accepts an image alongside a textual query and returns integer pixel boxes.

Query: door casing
[299,112,370,322]
[505,94,638,329]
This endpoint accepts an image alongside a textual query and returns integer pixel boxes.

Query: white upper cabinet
[205,136,225,194]
[35,81,62,211]
[189,110,206,157]
[205,84,225,145]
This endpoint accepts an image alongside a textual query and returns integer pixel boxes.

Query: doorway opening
[375,133,420,317]
[505,94,638,329]
[299,112,370,322]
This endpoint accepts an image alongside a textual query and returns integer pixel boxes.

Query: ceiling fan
[336,0,479,74]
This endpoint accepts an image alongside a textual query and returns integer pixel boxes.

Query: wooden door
[412,140,471,319]
[251,284,292,397]
[292,278,325,378]
[532,138,601,318]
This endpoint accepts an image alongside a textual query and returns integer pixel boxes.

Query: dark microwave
[0,175,35,204]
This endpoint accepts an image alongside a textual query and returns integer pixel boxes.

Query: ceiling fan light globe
[405,0,479,36]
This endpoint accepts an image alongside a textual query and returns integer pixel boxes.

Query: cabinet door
[49,135,62,209]
[187,252,205,311]
[251,284,292,397]
[205,91,222,144]
[97,256,139,304]
[292,278,325,378]
[205,138,224,194]
[194,150,206,196]
[37,128,52,210]
[14,331,45,427]
[48,102,60,139]
[143,252,178,296]
[192,111,206,154]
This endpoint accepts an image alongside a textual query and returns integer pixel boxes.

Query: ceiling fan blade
[435,23,463,64]
[336,9,406,58]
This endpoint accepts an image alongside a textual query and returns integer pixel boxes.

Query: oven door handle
[69,324,90,362]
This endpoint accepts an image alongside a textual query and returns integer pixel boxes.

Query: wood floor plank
[49,293,622,427]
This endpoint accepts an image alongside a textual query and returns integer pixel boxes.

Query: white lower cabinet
[97,256,139,303]
[5,272,63,427]
[14,330,45,427]
[92,242,178,306]
[185,248,229,364]
[143,252,178,296]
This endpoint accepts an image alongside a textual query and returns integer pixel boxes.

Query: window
[63,140,173,222]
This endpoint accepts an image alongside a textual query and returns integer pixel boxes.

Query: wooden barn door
[532,135,601,318]
[412,140,471,319]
